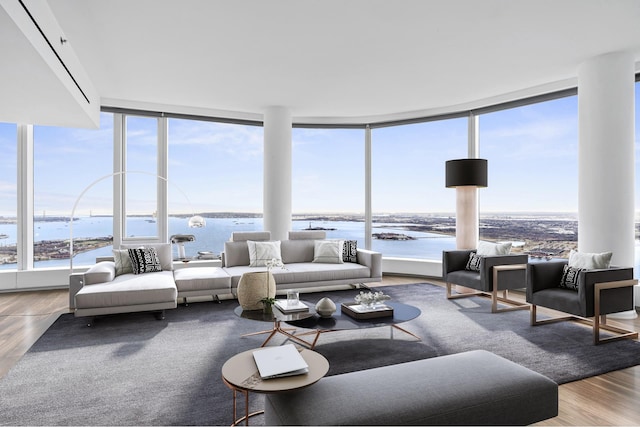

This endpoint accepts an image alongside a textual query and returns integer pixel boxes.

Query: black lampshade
[445,159,488,188]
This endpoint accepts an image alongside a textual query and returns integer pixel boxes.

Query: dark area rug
[1,283,639,426]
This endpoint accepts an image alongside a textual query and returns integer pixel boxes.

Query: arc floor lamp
[69,170,205,271]
[445,159,488,249]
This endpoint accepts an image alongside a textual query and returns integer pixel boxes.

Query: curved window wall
[0,79,638,278]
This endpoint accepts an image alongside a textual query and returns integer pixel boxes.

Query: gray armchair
[527,260,638,345]
[442,250,529,313]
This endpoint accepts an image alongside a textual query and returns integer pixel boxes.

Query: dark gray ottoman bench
[264,350,558,426]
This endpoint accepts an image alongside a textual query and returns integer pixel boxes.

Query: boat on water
[0,234,8,239]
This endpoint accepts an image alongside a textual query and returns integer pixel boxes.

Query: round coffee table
[285,301,422,349]
[221,348,329,425]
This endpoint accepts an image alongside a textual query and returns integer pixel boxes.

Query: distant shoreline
[0,212,619,265]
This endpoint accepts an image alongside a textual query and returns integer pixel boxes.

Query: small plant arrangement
[261,296,277,314]
[261,259,285,314]
[354,290,391,308]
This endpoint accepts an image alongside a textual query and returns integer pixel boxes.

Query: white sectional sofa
[222,230,382,295]
[68,231,382,322]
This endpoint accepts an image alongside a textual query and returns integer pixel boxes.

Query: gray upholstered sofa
[221,230,382,295]
[265,350,558,425]
[68,231,381,321]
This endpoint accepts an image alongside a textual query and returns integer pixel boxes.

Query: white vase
[315,297,336,318]
[237,271,276,310]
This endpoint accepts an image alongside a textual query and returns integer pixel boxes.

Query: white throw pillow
[477,241,512,256]
[313,240,344,264]
[112,249,133,276]
[568,250,612,269]
[247,240,282,267]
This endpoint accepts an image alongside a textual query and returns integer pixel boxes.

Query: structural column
[263,106,292,241]
[578,52,637,311]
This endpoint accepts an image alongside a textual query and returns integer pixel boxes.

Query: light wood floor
[1,276,640,425]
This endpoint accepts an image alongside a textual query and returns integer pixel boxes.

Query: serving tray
[341,302,394,319]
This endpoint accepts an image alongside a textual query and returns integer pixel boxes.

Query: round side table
[221,348,329,426]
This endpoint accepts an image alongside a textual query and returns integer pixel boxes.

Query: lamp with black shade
[445,159,488,249]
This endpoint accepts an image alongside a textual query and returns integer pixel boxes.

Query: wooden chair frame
[446,263,530,313]
[530,279,639,345]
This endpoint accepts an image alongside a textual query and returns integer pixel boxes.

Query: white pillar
[456,113,481,249]
[578,52,635,265]
[578,52,637,314]
[456,187,478,249]
[263,106,292,241]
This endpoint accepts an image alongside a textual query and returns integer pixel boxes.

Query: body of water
[0,217,639,278]
[0,217,456,270]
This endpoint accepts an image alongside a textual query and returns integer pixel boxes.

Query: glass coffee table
[284,301,422,349]
[234,303,316,348]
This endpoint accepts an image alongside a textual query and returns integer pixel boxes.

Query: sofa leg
[183,297,189,307]
[87,317,95,327]
[213,295,221,304]
[154,310,165,321]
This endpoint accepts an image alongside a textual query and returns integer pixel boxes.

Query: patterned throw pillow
[559,264,583,291]
[128,247,163,275]
[465,252,482,271]
[343,240,358,263]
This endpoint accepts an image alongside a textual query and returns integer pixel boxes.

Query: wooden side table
[221,348,329,426]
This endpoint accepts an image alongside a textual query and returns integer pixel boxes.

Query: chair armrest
[481,254,529,289]
[83,261,116,285]
[69,273,84,310]
[526,260,567,301]
[357,249,382,279]
[580,267,634,316]
[442,250,474,276]
[68,261,116,310]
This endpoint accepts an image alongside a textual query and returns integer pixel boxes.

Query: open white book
[252,344,309,379]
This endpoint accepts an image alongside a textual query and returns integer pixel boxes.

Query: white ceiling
[29,0,640,123]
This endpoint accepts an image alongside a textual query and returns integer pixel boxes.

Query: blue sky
[0,84,639,217]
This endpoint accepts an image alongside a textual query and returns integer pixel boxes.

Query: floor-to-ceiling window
[168,118,263,259]
[0,123,17,270]
[33,113,114,268]
[291,127,365,245]
[124,115,160,239]
[478,95,579,258]
[371,118,467,258]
